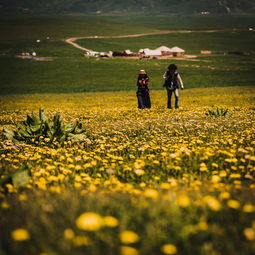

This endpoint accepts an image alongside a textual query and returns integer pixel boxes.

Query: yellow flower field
[0,86,255,255]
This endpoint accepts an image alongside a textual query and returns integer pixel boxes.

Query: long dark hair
[168,64,177,72]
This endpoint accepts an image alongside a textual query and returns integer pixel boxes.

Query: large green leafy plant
[3,108,87,145]
[205,107,228,117]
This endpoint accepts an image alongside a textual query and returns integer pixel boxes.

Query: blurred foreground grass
[0,86,255,255]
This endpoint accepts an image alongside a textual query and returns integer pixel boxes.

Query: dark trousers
[167,88,179,109]
[137,92,151,109]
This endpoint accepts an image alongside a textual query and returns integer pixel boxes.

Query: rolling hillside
[1,0,255,14]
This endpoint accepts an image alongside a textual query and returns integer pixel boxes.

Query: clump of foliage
[3,108,86,145]
[205,107,228,117]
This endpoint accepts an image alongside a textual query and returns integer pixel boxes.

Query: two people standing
[136,64,184,109]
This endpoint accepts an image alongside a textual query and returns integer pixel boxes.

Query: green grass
[0,14,255,94]
[78,30,255,53]
[1,33,255,94]
[0,53,254,94]
[1,14,255,41]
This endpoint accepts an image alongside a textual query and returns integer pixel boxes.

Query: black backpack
[163,72,178,90]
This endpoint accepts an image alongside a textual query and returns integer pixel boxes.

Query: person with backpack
[163,64,184,109]
[136,70,151,109]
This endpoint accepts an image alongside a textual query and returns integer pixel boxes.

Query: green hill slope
[1,0,255,14]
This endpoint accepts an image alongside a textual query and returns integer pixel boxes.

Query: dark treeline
[0,0,255,14]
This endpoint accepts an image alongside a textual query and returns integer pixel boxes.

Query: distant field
[1,14,255,40]
[78,30,255,53]
[0,14,255,94]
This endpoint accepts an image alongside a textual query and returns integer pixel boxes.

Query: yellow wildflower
[203,196,221,211]
[1,201,9,209]
[177,194,190,208]
[103,216,119,228]
[11,228,30,241]
[250,156,255,161]
[227,200,240,209]
[73,235,92,246]
[134,169,145,176]
[18,194,28,201]
[219,171,227,177]
[134,159,145,169]
[144,189,158,199]
[197,221,209,231]
[229,173,241,179]
[243,204,255,213]
[76,212,102,231]
[120,246,138,255]
[211,175,221,183]
[64,228,75,240]
[219,192,230,200]
[243,228,255,241]
[120,230,139,244]
[161,244,177,254]
[211,163,218,168]
[160,183,171,190]
[199,163,208,172]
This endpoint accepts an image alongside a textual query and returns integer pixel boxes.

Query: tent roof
[125,49,133,54]
[144,49,162,56]
[170,46,185,52]
[156,46,171,52]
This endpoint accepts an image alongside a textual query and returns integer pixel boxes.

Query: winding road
[65,28,248,53]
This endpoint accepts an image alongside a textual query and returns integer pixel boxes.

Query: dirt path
[65,37,93,52]
[65,31,175,52]
[65,28,246,53]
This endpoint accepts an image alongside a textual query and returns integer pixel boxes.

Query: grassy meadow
[0,13,255,255]
[0,87,255,255]
[0,14,255,94]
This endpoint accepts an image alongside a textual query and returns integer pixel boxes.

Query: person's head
[139,69,147,75]
[168,64,177,72]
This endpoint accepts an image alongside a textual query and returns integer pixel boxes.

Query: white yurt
[156,46,172,55]
[143,49,162,56]
[170,46,185,56]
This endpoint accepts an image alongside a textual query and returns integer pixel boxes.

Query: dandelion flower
[11,228,30,241]
[144,188,158,199]
[1,202,9,209]
[199,163,208,172]
[161,244,177,254]
[134,169,145,176]
[203,196,221,211]
[120,230,139,244]
[219,192,230,200]
[103,216,119,227]
[64,228,75,240]
[120,246,138,255]
[76,212,102,231]
[197,221,208,231]
[244,228,255,241]
[227,200,240,209]
[18,194,28,201]
[177,194,190,208]
[243,204,255,213]
[73,235,92,246]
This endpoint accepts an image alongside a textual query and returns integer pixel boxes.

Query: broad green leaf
[3,128,15,140]
[12,170,30,187]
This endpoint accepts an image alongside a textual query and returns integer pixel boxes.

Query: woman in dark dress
[136,70,151,109]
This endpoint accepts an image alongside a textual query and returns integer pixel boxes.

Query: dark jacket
[137,74,150,95]
[163,71,184,90]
